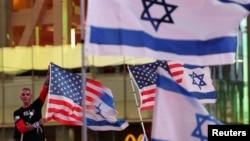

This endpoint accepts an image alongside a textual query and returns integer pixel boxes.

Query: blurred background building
[0,0,249,140]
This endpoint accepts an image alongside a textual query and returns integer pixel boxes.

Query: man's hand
[32,122,40,128]
[39,118,48,125]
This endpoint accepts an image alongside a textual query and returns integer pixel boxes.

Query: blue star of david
[141,0,177,31]
[95,103,106,119]
[192,114,222,141]
[189,72,207,89]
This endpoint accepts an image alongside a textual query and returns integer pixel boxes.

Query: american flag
[45,63,83,125]
[167,60,184,83]
[45,63,128,130]
[128,60,170,110]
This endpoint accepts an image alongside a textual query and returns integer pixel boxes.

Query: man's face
[20,90,32,105]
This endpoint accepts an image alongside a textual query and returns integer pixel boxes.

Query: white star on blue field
[141,0,177,31]
[192,114,222,141]
[189,72,207,90]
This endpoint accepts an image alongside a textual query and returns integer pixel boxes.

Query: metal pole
[20,133,23,141]
[246,15,250,124]
[127,66,148,141]
[80,0,87,141]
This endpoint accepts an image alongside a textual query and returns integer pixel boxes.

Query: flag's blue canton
[189,72,207,90]
[218,0,250,11]
[141,0,177,31]
[130,61,169,89]
[192,114,222,141]
[50,64,82,105]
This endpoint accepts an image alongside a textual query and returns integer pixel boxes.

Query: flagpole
[127,66,148,141]
[20,133,23,141]
[80,0,87,141]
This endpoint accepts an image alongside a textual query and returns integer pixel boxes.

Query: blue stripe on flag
[158,72,217,100]
[100,91,115,109]
[90,26,237,55]
[191,91,216,100]
[157,73,198,98]
[87,118,127,127]
[218,0,250,11]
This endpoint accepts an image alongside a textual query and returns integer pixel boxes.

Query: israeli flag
[151,67,222,141]
[86,78,129,131]
[85,0,250,66]
[180,65,217,103]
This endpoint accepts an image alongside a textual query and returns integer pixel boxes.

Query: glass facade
[210,18,249,124]
[0,0,249,140]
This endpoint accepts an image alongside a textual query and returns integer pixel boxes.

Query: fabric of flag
[167,60,184,83]
[128,60,170,110]
[168,60,217,103]
[180,65,217,103]
[45,63,129,131]
[45,63,83,125]
[140,134,147,141]
[128,60,216,110]
[85,78,129,131]
[85,0,250,66]
[151,67,222,141]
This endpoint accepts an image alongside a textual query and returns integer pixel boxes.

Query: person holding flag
[45,63,129,131]
[13,69,50,141]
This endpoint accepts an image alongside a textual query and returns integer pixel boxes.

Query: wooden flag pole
[127,66,148,141]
